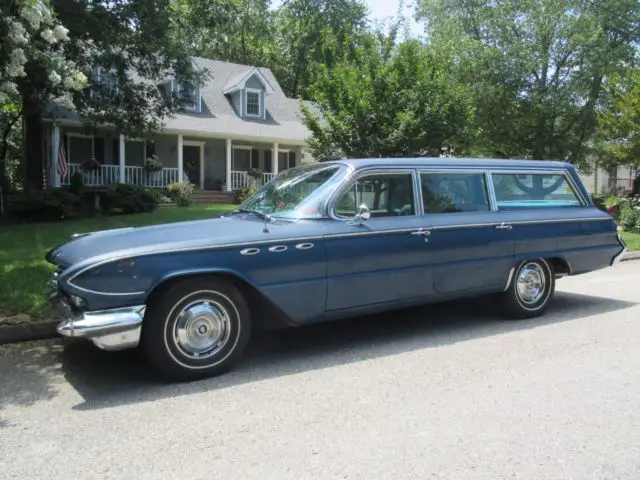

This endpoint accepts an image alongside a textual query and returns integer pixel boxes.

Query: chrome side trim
[611,233,627,266]
[268,245,288,253]
[63,215,612,293]
[240,248,260,256]
[503,265,516,291]
[56,305,145,351]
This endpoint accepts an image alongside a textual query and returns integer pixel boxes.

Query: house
[575,161,638,195]
[42,57,318,195]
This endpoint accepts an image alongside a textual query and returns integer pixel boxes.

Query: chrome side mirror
[348,204,370,225]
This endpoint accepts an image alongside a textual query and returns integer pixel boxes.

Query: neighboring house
[42,57,318,193]
[576,161,638,195]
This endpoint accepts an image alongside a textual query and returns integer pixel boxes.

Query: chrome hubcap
[516,263,546,305]
[173,300,231,359]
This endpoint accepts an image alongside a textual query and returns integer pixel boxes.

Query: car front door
[323,168,436,312]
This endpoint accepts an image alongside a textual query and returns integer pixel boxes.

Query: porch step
[191,191,235,204]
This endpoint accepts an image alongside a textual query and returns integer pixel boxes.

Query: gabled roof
[45,57,321,144]
[222,66,275,95]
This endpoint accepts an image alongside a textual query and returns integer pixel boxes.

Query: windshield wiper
[237,208,274,222]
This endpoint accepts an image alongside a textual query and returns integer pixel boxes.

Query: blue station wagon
[46,158,627,381]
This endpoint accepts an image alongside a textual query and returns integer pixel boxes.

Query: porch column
[272,142,279,176]
[118,134,125,183]
[225,138,232,191]
[51,124,60,187]
[177,134,184,182]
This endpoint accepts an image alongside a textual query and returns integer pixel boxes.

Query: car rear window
[492,173,582,209]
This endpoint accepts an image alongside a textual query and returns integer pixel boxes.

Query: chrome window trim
[416,169,494,215]
[327,167,420,221]
[485,171,498,212]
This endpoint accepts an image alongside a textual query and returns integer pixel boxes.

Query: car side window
[492,173,582,209]
[420,172,490,213]
[334,172,416,218]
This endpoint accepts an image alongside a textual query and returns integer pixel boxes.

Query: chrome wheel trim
[516,262,546,305]
[172,299,232,360]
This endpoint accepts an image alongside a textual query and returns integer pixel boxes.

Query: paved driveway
[1,262,640,479]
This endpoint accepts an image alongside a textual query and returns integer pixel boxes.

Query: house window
[173,80,200,112]
[67,134,94,164]
[125,140,146,167]
[90,67,118,100]
[246,89,261,117]
[233,147,251,170]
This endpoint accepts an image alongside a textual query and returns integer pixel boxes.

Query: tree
[416,0,640,168]
[273,0,369,98]
[596,67,640,168]
[16,0,210,190]
[301,30,474,160]
[1,0,86,206]
[170,0,274,68]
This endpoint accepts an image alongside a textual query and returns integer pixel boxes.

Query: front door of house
[183,145,200,187]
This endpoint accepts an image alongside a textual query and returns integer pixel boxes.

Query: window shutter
[94,137,104,163]
[264,150,272,172]
[288,151,296,169]
[112,138,119,165]
[251,149,259,169]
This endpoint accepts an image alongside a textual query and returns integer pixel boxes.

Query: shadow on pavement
[54,291,636,411]
[0,291,635,416]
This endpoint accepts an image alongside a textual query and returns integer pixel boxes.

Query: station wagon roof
[325,157,571,170]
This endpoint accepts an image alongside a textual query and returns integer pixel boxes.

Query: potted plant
[81,158,101,172]
[144,154,163,172]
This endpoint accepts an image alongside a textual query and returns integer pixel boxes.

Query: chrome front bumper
[611,233,628,266]
[56,305,146,351]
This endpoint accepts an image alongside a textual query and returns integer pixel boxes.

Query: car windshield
[239,163,345,219]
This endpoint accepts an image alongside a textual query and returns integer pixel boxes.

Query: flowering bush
[144,154,163,172]
[167,181,195,207]
[1,0,87,106]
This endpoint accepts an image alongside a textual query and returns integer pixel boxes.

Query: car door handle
[495,222,513,230]
[411,229,431,236]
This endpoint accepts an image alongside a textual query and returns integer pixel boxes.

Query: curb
[0,319,58,346]
[622,251,640,262]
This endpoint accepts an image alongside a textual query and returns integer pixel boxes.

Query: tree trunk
[22,103,45,191]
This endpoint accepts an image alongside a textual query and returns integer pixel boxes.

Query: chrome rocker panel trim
[611,234,627,266]
[56,305,146,352]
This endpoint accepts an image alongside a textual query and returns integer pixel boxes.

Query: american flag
[57,133,68,179]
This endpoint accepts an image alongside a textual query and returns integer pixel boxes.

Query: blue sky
[270,0,424,37]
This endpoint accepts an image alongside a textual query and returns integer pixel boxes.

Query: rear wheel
[141,277,251,382]
[501,259,555,319]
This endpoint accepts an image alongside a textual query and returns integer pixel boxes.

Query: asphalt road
[1,261,640,480]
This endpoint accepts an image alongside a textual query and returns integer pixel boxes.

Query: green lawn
[621,231,640,252]
[0,204,235,319]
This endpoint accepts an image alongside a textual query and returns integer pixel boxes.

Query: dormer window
[245,89,261,117]
[172,79,201,112]
[90,66,118,100]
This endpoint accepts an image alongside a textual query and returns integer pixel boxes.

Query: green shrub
[233,185,257,204]
[167,181,195,207]
[69,171,85,195]
[619,204,638,230]
[6,189,81,222]
[101,184,160,214]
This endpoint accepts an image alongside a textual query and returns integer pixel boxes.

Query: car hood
[45,214,304,267]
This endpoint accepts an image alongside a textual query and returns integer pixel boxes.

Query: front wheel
[500,259,555,319]
[141,277,252,382]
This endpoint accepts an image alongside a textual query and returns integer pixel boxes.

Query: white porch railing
[230,170,276,190]
[62,163,180,189]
